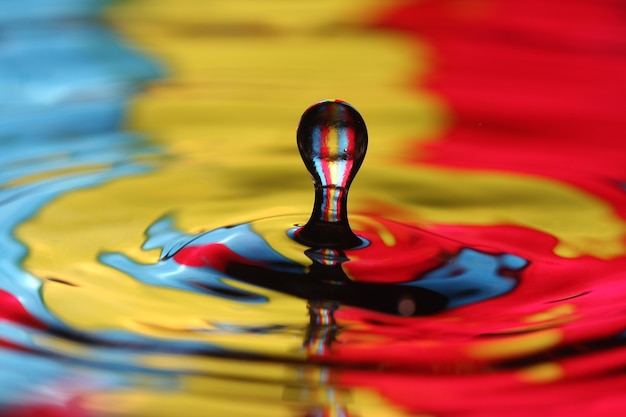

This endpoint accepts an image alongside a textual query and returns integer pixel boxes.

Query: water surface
[2,1,626,416]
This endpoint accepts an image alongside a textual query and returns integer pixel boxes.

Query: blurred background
[2,0,626,416]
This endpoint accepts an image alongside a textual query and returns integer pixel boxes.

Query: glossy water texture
[3,1,626,416]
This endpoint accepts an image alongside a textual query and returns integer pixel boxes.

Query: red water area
[339,360,626,417]
[3,400,90,417]
[326,247,626,362]
[370,0,626,220]
[0,290,46,330]
[343,218,463,283]
[0,290,46,353]
[323,1,626,414]
[173,243,248,270]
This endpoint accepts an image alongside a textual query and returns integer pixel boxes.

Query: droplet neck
[295,100,368,249]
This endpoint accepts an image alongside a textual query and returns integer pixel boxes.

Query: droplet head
[297,100,368,191]
[295,100,368,249]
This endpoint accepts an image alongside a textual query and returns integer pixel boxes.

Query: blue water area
[0,18,162,137]
[0,4,172,409]
[0,0,108,23]
[404,249,527,308]
[0,2,163,325]
[101,220,275,304]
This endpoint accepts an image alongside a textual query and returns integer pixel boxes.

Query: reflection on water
[2,0,626,416]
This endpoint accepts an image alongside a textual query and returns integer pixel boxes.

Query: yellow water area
[82,378,412,417]
[15,0,626,368]
[467,329,562,361]
[79,353,413,417]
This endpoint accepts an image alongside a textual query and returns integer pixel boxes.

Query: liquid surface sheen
[2,1,626,416]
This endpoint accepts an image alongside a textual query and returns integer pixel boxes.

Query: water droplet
[295,100,368,249]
